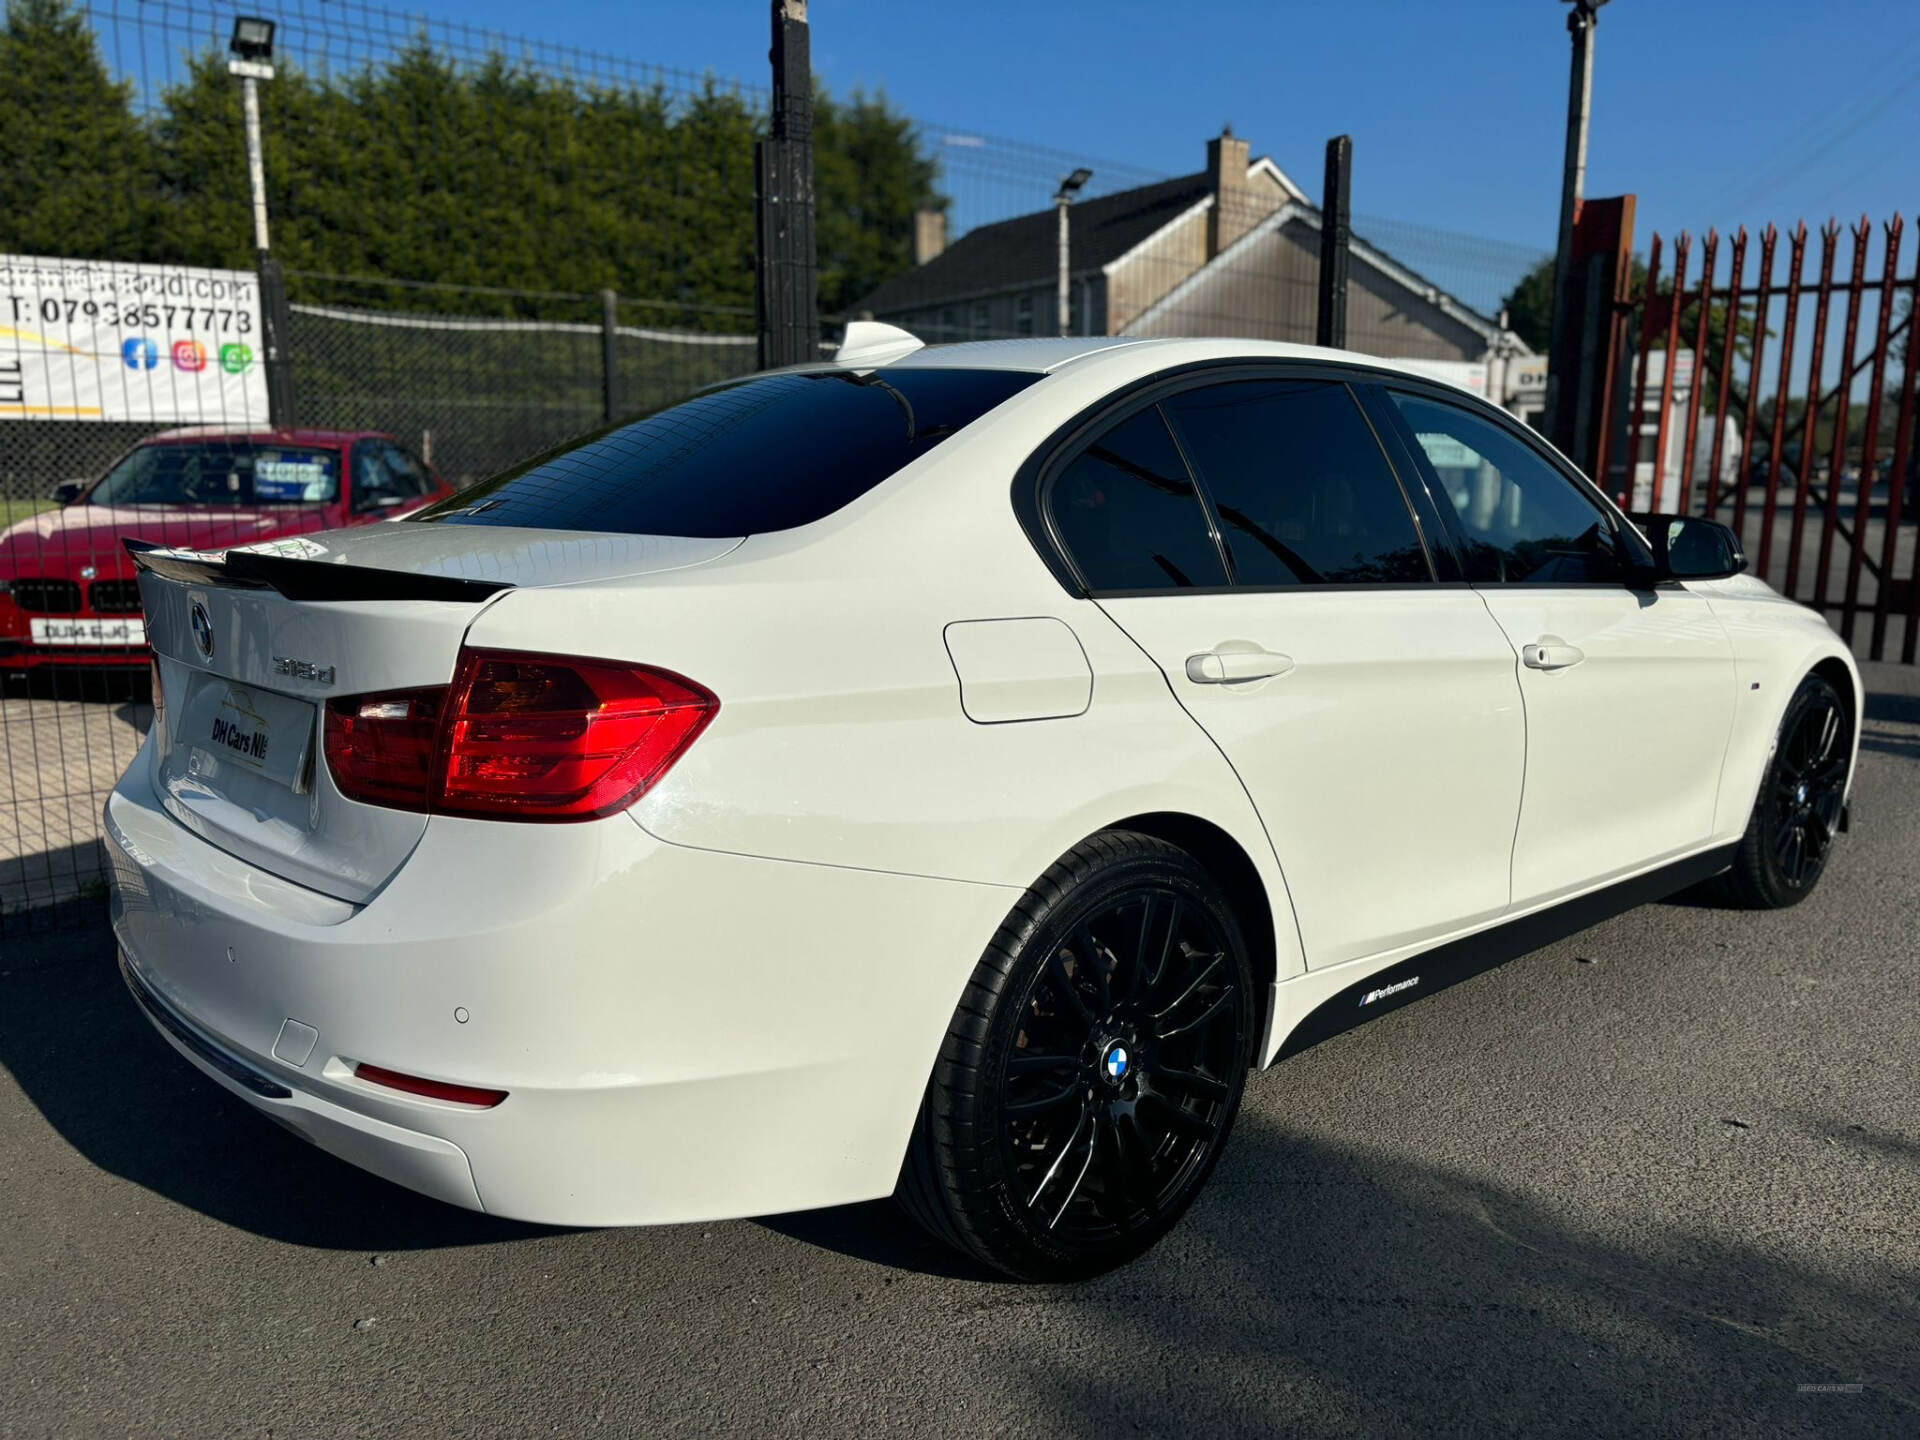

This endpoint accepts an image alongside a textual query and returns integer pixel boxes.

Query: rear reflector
[322,648,716,822]
[353,1061,508,1108]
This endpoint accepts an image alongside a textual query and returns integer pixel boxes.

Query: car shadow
[982,1108,1918,1433]
[758,1200,1000,1282]
[0,837,116,923]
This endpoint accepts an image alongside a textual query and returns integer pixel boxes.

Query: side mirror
[50,480,86,506]
[1639,513,1747,581]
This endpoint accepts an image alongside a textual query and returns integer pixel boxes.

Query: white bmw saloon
[109,328,1859,1280]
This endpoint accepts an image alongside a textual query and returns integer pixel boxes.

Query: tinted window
[90,443,340,506]
[416,368,1037,537]
[351,442,427,511]
[1390,392,1638,584]
[383,444,434,498]
[1047,407,1228,591]
[1162,380,1429,585]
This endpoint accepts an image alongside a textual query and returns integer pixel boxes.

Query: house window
[973,301,990,337]
[940,307,956,339]
[1016,294,1033,335]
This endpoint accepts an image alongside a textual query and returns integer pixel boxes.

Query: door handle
[1522,638,1586,671]
[1185,649,1295,684]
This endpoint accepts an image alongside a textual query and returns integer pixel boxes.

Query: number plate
[183,681,315,791]
[28,617,147,647]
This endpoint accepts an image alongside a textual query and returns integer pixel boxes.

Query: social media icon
[172,340,207,373]
[219,342,253,374]
[121,337,158,370]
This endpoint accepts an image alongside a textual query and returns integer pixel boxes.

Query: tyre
[898,830,1257,1281]
[1716,673,1853,908]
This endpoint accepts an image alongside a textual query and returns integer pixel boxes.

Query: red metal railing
[1613,212,1920,663]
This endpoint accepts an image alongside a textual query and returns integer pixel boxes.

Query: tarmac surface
[2,664,1916,1437]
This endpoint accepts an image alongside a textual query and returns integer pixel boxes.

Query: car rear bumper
[105,746,1015,1226]
[0,638,149,669]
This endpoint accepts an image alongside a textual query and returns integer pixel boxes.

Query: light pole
[227,17,276,253]
[1055,168,1092,337]
[227,16,294,427]
[1544,0,1608,441]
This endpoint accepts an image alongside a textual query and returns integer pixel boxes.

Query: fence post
[1316,135,1352,349]
[1554,194,1635,486]
[256,250,296,428]
[601,288,619,424]
[754,0,819,369]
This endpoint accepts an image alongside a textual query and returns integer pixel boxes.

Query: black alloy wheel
[899,831,1256,1281]
[1717,673,1853,908]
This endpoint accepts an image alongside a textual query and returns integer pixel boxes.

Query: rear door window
[415,368,1038,537]
[1045,406,1229,591]
[1161,379,1431,585]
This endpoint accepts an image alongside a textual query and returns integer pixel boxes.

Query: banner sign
[0,255,270,425]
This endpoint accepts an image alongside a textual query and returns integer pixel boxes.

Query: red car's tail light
[353,1061,508,1108]
[322,649,716,822]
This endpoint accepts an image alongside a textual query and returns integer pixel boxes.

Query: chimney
[1205,126,1253,258]
[913,208,947,265]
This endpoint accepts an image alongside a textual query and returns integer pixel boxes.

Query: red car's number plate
[29,617,147,647]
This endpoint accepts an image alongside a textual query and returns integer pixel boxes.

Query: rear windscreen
[412,367,1039,537]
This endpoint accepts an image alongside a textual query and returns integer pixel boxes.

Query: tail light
[323,648,716,822]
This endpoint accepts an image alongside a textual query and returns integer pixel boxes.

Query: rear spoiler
[124,539,513,604]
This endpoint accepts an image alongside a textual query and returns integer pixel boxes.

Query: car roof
[142,427,383,447]
[817,334,1488,391]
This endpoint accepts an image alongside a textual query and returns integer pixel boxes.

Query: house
[855,130,1524,371]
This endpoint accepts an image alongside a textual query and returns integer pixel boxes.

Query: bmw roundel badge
[190,601,214,660]
[1104,1044,1129,1081]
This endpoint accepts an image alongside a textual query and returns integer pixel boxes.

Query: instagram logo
[172,340,207,373]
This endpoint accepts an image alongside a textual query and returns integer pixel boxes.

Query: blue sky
[441,0,1920,256]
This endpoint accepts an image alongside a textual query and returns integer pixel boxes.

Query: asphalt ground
[2,664,1916,1438]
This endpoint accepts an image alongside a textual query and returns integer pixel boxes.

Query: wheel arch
[1809,654,1859,732]
[1105,810,1281,1062]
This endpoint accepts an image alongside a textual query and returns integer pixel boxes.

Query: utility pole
[1544,0,1609,441]
[1054,168,1092,337]
[1315,135,1352,349]
[754,0,819,369]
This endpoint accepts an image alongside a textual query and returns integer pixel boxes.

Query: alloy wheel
[1769,688,1849,888]
[997,889,1244,1241]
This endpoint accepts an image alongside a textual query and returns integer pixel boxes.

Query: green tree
[1504,252,1769,422]
[1501,256,1556,351]
[0,0,155,256]
[814,89,942,316]
[1502,254,1651,351]
[141,36,937,321]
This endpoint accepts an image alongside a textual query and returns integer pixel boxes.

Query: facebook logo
[121,337,159,370]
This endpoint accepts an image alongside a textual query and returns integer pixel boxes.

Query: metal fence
[1,0,1556,928]
[1601,216,1919,666]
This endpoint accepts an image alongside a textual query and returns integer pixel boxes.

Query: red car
[0,427,454,672]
